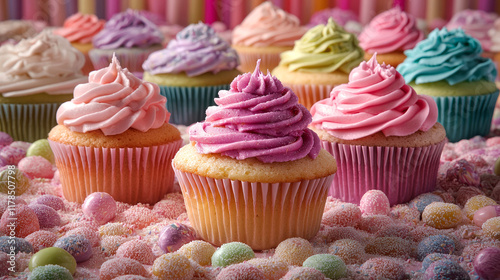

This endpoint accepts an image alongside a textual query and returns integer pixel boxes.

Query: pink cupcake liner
[237,51,282,74]
[287,84,337,110]
[49,139,183,205]
[321,140,446,206]
[173,167,334,250]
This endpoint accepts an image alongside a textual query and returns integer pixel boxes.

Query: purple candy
[54,234,93,263]
[158,223,197,253]
[28,204,61,228]
[82,192,117,225]
[9,141,31,152]
[0,132,13,146]
[33,194,65,211]
[473,247,500,280]
[0,146,25,165]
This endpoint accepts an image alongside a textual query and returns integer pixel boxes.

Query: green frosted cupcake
[143,23,241,126]
[397,28,499,142]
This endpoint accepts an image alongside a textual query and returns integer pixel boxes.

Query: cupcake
[0,20,37,45]
[48,55,182,205]
[488,18,500,82]
[397,28,499,142]
[89,9,164,77]
[143,22,240,126]
[54,13,105,75]
[0,31,87,142]
[232,2,306,73]
[359,8,423,67]
[310,54,446,206]
[172,61,337,250]
[272,18,364,110]
[308,8,363,35]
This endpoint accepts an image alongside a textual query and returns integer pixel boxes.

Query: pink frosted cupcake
[310,55,446,206]
[48,55,182,204]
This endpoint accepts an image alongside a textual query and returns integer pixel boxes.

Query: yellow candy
[153,253,194,280]
[247,258,288,280]
[273,237,314,266]
[0,168,30,196]
[177,240,216,266]
[98,223,132,237]
[482,217,500,240]
[464,195,497,220]
[422,202,462,229]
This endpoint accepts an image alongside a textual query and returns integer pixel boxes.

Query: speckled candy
[359,190,391,215]
[18,156,54,179]
[27,139,55,164]
[28,264,73,280]
[0,168,31,196]
[98,222,132,237]
[82,192,117,225]
[158,223,197,253]
[211,242,255,267]
[422,202,462,229]
[328,239,366,264]
[0,146,25,165]
[322,203,362,227]
[424,259,469,280]
[246,258,288,280]
[25,230,58,252]
[28,204,61,228]
[0,236,33,254]
[32,194,64,211]
[29,247,77,274]
[473,205,500,227]
[360,258,406,280]
[54,235,93,263]
[303,254,347,280]
[417,235,455,260]
[152,253,194,280]
[463,195,498,220]
[421,253,457,272]
[0,204,39,238]
[116,239,155,265]
[273,237,314,266]
[216,263,266,280]
[409,193,444,213]
[177,240,216,266]
[100,257,149,280]
[482,216,500,239]
[282,267,326,280]
[473,247,500,280]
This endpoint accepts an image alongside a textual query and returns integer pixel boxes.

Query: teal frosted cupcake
[397,28,499,142]
[142,22,240,126]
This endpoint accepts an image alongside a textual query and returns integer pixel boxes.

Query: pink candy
[82,192,117,225]
[158,223,197,253]
[359,190,390,215]
[473,205,500,227]
[18,156,54,179]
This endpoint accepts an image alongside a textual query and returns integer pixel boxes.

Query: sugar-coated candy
[54,235,93,263]
[32,194,65,211]
[177,240,216,266]
[360,190,390,215]
[360,257,406,280]
[0,168,31,196]
[473,247,500,280]
[246,258,288,280]
[0,252,9,276]
[0,236,33,254]
[152,253,194,280]
[417,235,455,260]
[82,192,117,225]
[211,242,255,267]
[116,239,155,265]
[273,237,314,266]
[482,216,500,239]
[473,205,500,227]
[29,247,77,274]
[422,202,462,229]
[25,230,58,252]
[303,254,347,280]
[0,204,39,238]
[216,263,266,280]
[98,222,132,237]
[0,132,13,146]
[365,237,411,258]
[119,205,159,229]
[421,253,457,272]
[100,257,149,280]
[27,264,73,280]
[64,226,100,247]
[27,139,55,164]
[328,239,366,264]
[9,141,31,152]
[424,259,470,280]
[100,236,127,257]
[0,146,25,165]
[18,156,54,179]
[158,222,197,253]
[409,193,444,213]
[28,204,60,228]
[282,267,326,280]
[463,195,497,220]
[321,203,361,227]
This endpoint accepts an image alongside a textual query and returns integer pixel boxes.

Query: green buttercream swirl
[279,18,364,74]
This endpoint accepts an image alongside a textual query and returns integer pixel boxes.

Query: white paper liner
[0,103,60,142]
[49,139,183,204]
[287,84,337,110]
[173,167,334,250]
[321,140,446,206]
[237,51,282,74]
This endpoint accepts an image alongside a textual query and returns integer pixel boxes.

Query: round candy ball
[360,190,390,215]
[424,259,469,280]
[177,240,216,266]
[211,242,255,267]
[246,258,288,280]
[0,236,33,254]
[27,139,55,164]
[360,258,405,280]
[282,267,326,280]
[0,132,13,146]
[82,192,117,225]
[28,264,73,280]
[421,253,456,272]
[303,254,347,280]
[216,263,266,280]
[18,156,54,179]
[0,252,9,276]
[417,235,455,261]
[54,235,93,263]
[0,146,25,165]
[100,257,149,280]
[0,167,31,196]
[28,204,61,228]
[409,193,443,213]
[482,216,500,240]
[0,204,40,238]
[473,247,500,280]
[152,253,194,280]
[328,239,366,264]
[464,195,497,220]
[25,230,58,252]
[473,205,500,227]
[322,203,362,227]
[29,247,77,274]
[158,223,197,253]
[273,237,314,266]
[422,202,462,229]
[32,194,65,211]
[116,239,155,265]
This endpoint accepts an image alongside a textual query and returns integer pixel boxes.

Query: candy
[27,139,55,164]
[328,239,366,264]
[9,141,31,152]
[0,236,33,254]
[116,239,155,265]
[211,242,255,267]
[473,205,500,227]
[359,190,390,215]
[152,198,186,219]
[473,247,500,280]
[422,202,462,229]
[101,236,127,256]
[359,257,405,280]
[464,195,498,220]
[0,146,25,165]
[409,193,443,214]
[0,168,31,196]
[0,132,13,146]
[63,227,100,247]
[119,205,159,229]
[29,247,77,274]
[365,237,411,258]
[100,257,149,280]
[482,217,500,239]
[424,259,469,280]
[27,264,73,280]
[32,194,65,211]
[303,254,347,280]
[82,192,117,225]
[216,263,266,280]
[18,156,54,179]
[447,159,480,186]
[98,222,132,237]
[421,253,457,272]
[0,204,39,238]
[152,253,193,280]
[28,204,61,228]
[417,235,455,260]
[273,237,314,266]
[158,223,197,253]
[356,215,394,233]
[54,235,93,263]
[25,230,58,252]
[0,252,9,276]
[177,240,216,266]
[322,203,361,227]
[246,258,288,280]
[282,267,326,280]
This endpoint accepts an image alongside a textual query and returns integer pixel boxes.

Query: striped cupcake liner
[287,83,338,111]
[236,51,282,74]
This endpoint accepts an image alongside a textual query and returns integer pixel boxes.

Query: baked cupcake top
[310,54,438,140]
[142,22,239,77]
[488,18,500,52]
[232,2,306,47]
[0,20,37,44]
[396,28,497,85]
[56,55,168,135]
[189,60,321,163]
[92,9,163,49]
[279,18,364,74]
[359,8,423,54]
[446,9,497,52]
[54,13,105,44]
[0,31,86,97]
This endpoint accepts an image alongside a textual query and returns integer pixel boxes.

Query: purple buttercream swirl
[189,61,321,163]
[92,9,163,49]
[142,22,239,77]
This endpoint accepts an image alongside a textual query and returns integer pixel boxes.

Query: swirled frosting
[310,55,438,140]
[396,28,497,85]
[189,60,321,163]
[232,2,306,47]
[0,31,86,97]
[446,9,497,52]
[359,8,423,53]
[142,23,239,77]
[488,18,500,52]
[56,55,169,135]
[279,18,364,73]
[92,9,163,49]
[0,20,37,44]
[54,13,105,44]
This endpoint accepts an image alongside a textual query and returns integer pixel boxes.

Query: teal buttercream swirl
[396,28,497,85]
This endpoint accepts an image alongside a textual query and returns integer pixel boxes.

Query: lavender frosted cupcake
[89,9,163,77]
[143,22,240,125]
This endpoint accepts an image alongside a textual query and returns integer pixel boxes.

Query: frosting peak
[54,13,105,44]
[446,9,498,52]
[311,54,438,140]
[56,55,169,135]
[189,60,321,163]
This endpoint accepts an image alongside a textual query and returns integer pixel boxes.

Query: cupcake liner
[88,46,162,74]
[49,139,183,205]
[321,140,446,206]
[173,167,334,250]
[0,103,61,142]
[433,90,499,142]
[237,51,282,73]
[159,84,229,126]
[288,84,337,110]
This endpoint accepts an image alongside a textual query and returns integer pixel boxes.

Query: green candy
[303,254,347,280]
[211,242,255,267]
[28,264,73,280]
[29,247,77,275]
[27,139,55,164]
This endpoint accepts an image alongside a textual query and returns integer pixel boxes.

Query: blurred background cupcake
[397,28,499,142]
[272,18,364,110]
[359,8,424,67]
[308,7,362,35]
[143,22,240,126]
[0,31,86,142]
[232,2,306,73]
[89,9,163,78]
[54,13,105,75]
[49,55,182,205]
[0,20,37,45]
[488,18,500,83]
[310,55,446,206]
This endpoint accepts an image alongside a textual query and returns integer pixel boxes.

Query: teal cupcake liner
[159,84,230,126]
[433,90,499,142]
[0,103,61,142]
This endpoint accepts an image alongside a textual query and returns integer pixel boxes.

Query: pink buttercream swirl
[447,9,497,52]
[359,8,423,53]
[54,13,105,44]
[189,60,321,163]
[56,55,169,135]
[310,54,438,140]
